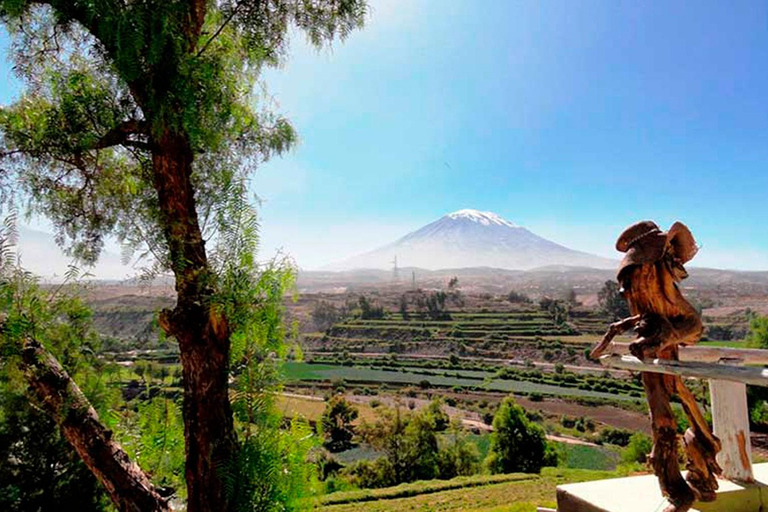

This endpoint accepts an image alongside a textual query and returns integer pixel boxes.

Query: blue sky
[3,0,768,274]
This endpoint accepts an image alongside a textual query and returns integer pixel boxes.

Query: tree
[312,301,341,332]
[0,2,366,511]
[398,294,410,320]
[402,411,439,481]
[321,396,358,453]
[426,397,450,432]
[437,421,480,479]
[485,397,547,474]
[447,276,464,307]
[747,314,768,349]
[359,407,409,484]
[598,280,630,320]
[359,295,385,319]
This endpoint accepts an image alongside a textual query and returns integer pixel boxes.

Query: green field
[318,467,620,511]
[284,362,640,401]
[556,444,621,471]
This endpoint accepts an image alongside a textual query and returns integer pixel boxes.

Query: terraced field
[303,307,612,367]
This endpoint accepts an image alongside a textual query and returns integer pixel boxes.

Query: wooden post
[709,379,754,483]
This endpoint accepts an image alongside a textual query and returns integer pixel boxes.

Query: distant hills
[297,265,768,296]
[327,209,616,271]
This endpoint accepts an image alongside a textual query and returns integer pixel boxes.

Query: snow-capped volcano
[446,209,519,228]
[327,209,615,271]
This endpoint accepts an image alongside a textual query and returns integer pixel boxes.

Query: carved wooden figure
[591,221,721,512]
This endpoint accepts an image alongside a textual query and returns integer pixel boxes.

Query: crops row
[283,362,641,402]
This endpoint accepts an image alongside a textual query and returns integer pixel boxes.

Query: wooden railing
[599,343,767,483]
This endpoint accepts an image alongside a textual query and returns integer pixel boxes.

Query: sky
[3,0,768,277]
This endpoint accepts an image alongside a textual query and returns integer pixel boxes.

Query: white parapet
[557,463,768,512]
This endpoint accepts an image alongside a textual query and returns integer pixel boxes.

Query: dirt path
[546,434,599,447]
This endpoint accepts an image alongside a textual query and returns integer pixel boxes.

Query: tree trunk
[21,338,169,512]
[152,130,237,512]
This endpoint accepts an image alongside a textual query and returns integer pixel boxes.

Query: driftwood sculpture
[591,221,721,512]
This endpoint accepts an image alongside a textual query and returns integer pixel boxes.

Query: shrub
[485,397,547,474]
[597,427,633,447]
[622,433,652,464]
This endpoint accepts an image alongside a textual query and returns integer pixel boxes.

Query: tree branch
[20,336,170,512]
[93,120,150,151]
[196,0,252,57]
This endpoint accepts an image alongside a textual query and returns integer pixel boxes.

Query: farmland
[78,274,766,512]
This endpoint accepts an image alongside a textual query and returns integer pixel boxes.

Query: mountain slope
[327,209,616,271]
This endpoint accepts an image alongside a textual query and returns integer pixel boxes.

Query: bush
[359,296,385,320]
[485,397,547,474]
[747,314,768,349]
[343,458,395,489]
[622,433,652,464]
[437,427,480,478]
[597,427,633,447]
[507,290,532,304]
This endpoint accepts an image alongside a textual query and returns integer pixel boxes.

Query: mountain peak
[326,209,616,271]
[445,209,519,228]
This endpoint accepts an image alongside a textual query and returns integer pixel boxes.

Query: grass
[698,340,749,348]
[318,467,619,511]
[555,443,621,471]
[275,394,379,424]
[319,473,538,506]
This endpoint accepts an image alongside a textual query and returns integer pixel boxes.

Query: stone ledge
[556,463,768,512]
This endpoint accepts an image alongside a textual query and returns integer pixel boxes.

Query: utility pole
[391,255,399,281]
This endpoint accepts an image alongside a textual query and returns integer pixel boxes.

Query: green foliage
[0,1,369,509]
[538,297,570,327]
[359,296,385,320]
[0,225,111,509]
[621,433,652,464]
[355,406,448,487]
[597,427,633,447]
[598,281,630,321]
[746,314,768,349]
[117,396,185,497]
[414,290,451,320]
[222,418,319,511]
[322,395,359,452]
[437,423,481,479]
[0,389,109,511]
[426,397,450,432]
[486,397,547,474]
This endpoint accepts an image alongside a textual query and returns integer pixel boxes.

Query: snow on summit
[446,209,519,228]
